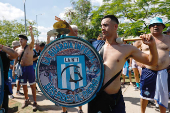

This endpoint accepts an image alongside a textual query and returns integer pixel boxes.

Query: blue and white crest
[36,36,104,107]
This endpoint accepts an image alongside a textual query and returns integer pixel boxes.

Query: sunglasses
[149,23,162,27]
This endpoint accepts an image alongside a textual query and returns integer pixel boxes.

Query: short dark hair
[39,42,45,47]
[18,35,28,40]
[102,15,119,24]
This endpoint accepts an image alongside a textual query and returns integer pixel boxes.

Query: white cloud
[59,7,73,19]
[91,0,103,6]
[37,26,53,42]
[0,2,24,20]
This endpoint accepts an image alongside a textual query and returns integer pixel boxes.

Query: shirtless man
[88,15,158,113]
[13,26,37,111]
[136,17,170,113]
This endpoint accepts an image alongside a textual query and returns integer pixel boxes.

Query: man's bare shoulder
[16,46,22,51]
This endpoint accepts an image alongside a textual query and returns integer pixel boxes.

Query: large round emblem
[36,36,104,107]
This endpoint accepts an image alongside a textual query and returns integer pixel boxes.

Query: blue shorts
[19,65,35,85]
[8,70,17,84]
[140,68,158,99]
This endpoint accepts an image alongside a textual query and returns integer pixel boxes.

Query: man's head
[97,33,105,40]
[101,15,119,39]
[163,27,170,35]
[149,17,165,34]
[70,25,78,36]
[18,35,28,46]
[34,43,40,51]
[11,41,20,50]
[39,42,45,51]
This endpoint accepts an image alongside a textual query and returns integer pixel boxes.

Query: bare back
[16,45,33,66]
[141,35,170,70]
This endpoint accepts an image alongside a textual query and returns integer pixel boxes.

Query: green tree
[64,0,92,39]
[91,0,170,38]
[0,19,38,46]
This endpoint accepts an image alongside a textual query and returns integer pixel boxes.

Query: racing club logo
[57,55,86,91]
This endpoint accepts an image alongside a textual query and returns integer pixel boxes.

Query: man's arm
[131,34,158,66]
[33,57,39,61]
[55,16,77,36]
[12,56,18,79]
[0,45,18,60]
[29,26,34,49]
[47,35,51,45]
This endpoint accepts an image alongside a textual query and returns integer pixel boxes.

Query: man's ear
[115,24,118,29]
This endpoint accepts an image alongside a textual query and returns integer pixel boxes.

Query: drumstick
[116,37,142,43]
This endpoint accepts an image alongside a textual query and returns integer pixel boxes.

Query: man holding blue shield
[88,15,158,113]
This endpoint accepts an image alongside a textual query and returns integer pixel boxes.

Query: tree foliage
[0,19,38,46]
[65,0,170,39]
[64,0,92,39]
[91,0,170,38]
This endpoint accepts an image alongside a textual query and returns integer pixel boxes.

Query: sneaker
[78,110,83,113]
[147,100,155,106]
[36,87,39,92]
[61,111,67,113]
[22,99,31,108]
[55,103,59,106]
[16,91,24,96]
[155,106,160,111]
[9,95,14,99]
[155,106,169,113]
[33,102,38,111]
[134,87,139,91]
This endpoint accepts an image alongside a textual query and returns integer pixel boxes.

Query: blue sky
[0,0,102,42]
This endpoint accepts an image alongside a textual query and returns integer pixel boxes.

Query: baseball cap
[18,34,28,40]
[149,17,166,28]
[11,41,20,47]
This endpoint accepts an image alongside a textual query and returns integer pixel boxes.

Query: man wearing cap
[135,17,170,113]
[8,41,22,99]
[12,26,37,111]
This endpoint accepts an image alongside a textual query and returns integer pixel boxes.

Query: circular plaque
[36,36,104,107]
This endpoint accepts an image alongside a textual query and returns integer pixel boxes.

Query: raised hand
[29,26,33,32]
[140,34,155,46]
[55,16,62,21]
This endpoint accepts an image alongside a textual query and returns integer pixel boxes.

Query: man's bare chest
[142,40,169,51]
[103,47,128,63]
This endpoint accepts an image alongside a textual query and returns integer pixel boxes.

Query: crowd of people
[0,15,170,113]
